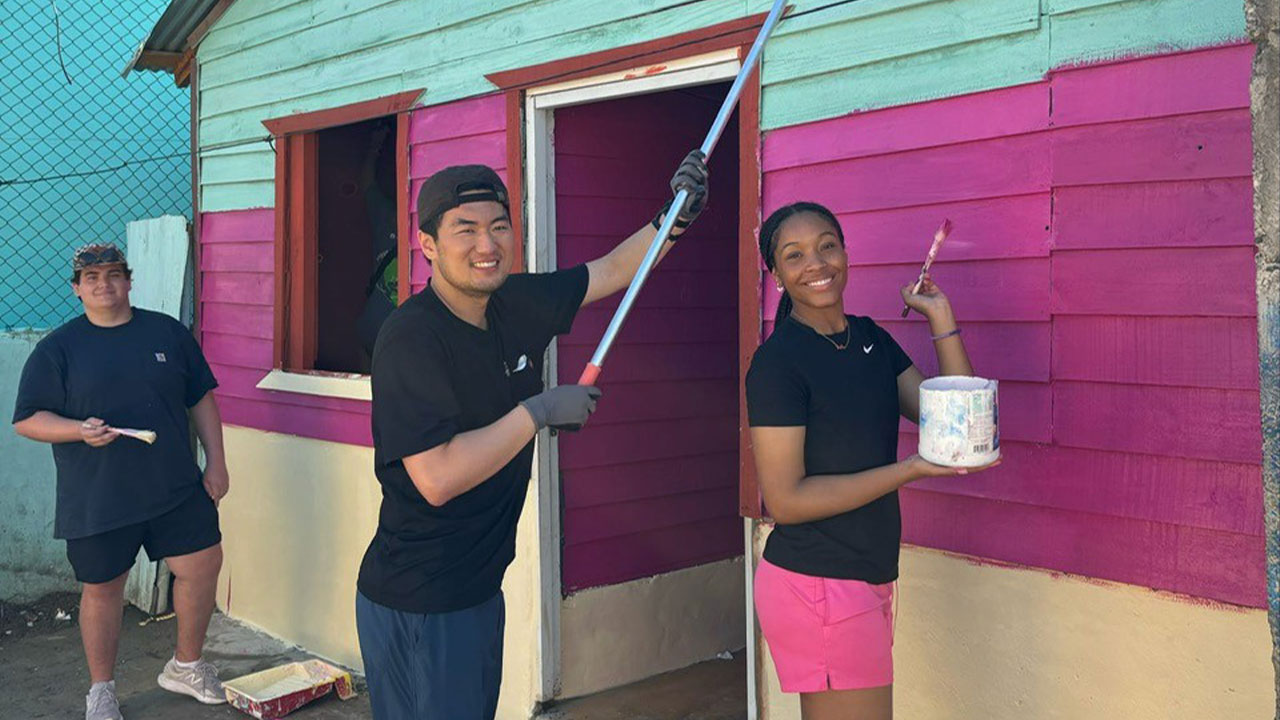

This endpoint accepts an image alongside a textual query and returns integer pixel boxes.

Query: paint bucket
[918,376,1000,467]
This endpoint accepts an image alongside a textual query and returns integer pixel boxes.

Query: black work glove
[520,385,602,432]
[651,149,709,237]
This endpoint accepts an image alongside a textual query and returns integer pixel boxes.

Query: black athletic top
[746,314,913,584]
[12,309,218,539]
[358,266,588,614]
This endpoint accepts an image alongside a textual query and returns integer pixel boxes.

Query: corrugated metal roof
[122,0,223,75]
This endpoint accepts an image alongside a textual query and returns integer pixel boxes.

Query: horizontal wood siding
[407,94,508,295]
[199,208,373,445]
[196,95,504,444]
[758,44,1262,607]
[554,90,742,591]
[196,0,1245,211]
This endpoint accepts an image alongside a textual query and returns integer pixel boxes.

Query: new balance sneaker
[86,680,123,720]
[156,657,226,704]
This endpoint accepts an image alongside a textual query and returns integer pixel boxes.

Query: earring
[775,280,783,291]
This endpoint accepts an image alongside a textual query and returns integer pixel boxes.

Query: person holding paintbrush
[12,243,229,720]
[746,202,999,720]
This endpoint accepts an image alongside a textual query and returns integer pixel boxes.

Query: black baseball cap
[416,165,509,233]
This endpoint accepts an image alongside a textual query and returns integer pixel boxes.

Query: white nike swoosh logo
[863,345,874,354]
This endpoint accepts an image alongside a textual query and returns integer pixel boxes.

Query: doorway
[524,51,751,704]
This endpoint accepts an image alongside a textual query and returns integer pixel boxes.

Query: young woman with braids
[746,202,1000,720]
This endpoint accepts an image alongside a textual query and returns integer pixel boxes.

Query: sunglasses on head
[75,248,125,267]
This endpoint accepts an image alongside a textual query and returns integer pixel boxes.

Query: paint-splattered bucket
[918,376,1000,467]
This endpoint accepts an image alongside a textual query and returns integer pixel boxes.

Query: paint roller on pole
[576,0,788,387]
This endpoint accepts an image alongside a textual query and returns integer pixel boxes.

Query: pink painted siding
[408,94,507,294]
[759,44,1262,607]
[199,94,508,445]
[199,208,373,445]
[554,88,742,591]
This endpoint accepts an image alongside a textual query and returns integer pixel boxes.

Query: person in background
[12,243,230,720]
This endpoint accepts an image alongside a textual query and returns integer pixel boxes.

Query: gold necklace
[790,316,851,351]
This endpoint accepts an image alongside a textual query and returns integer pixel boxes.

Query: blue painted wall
[0,0,190,330]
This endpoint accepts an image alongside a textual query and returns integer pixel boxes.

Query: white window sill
[256,369,371,402]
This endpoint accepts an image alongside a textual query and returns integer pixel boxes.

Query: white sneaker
[156,657,227,705]
[86,680,123,720]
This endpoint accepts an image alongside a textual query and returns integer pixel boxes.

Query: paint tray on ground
[223,659,356,719]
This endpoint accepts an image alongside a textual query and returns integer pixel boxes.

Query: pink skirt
[754,558,895,693]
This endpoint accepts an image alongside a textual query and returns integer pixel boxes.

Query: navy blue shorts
[356,591,504,720]
[65,487,221,585]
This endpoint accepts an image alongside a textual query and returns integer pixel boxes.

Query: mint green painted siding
[196,0,1246,212]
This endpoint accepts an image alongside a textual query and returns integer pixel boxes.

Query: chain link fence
[1,0,190,330]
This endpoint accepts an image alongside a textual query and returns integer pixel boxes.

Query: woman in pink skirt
[746,202,999,719]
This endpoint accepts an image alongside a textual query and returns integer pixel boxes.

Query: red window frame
[261,89,422,371]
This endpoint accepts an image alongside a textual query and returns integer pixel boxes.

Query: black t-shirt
[358,266,589,614]
[746,315,913,584]
[11,309,219,539]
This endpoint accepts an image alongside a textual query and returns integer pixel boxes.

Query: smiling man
[356,157,707,719]
[12,243,230,720]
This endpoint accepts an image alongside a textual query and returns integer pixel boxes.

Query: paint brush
[112,427,157,444]
[901,219,953,318]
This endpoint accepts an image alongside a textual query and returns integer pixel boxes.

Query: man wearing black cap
[355,153,708,719]
[12,244,230,720]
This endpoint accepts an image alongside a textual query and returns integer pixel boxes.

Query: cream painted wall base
[752,524,1274,720]
[558,557,746,700]
[214,426,543,719]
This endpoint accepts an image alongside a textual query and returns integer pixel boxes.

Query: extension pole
[577,0,788,386]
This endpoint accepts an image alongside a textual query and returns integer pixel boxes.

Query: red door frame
[486,13,769,518]
[261,89,423,370]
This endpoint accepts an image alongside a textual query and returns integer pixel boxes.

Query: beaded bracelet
[931,328,962,342]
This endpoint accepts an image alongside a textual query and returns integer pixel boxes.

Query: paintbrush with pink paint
[901,219,953,318]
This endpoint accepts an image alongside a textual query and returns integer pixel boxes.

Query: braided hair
[758,202,845,324]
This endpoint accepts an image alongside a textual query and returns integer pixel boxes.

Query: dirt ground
[0,594,371,720]
[0,593,745,720]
